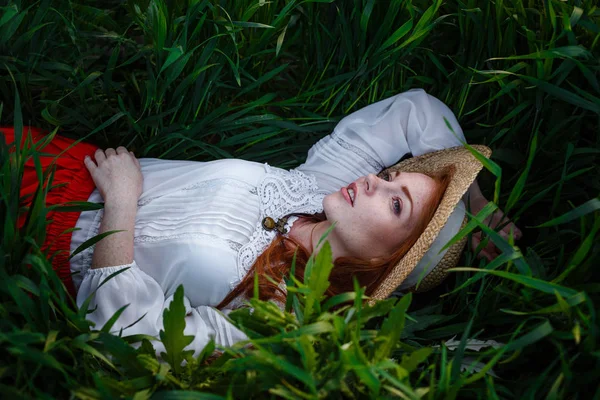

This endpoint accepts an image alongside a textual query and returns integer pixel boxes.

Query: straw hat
[369,144,492,303]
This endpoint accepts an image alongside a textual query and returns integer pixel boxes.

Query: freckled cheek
[361,212,393,240]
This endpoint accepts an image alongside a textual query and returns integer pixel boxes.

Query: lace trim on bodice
[233,164,326,290]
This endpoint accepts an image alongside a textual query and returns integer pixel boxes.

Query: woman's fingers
[499,224,521,241]
[471,231,499,261]
[94,148,106,164]
[506,222,522,239]
[469,202,523,263]
[94,147,140,163]
[130,151,141,168]
[486,209,507,230]
[84,146,143,203]
[471,232,486,259]
[481,249,496,262]
[488,210,522,238]
[83,155,97,173]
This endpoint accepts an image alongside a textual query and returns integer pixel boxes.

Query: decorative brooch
[262,216,290,234]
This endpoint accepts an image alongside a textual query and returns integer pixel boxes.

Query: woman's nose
[365,173,378,194]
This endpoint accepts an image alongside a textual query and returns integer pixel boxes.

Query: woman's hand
[84,147,141,269]
[468,196,523,262]
[84,147,143,205]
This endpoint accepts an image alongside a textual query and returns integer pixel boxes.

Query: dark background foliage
[1,0,599,398]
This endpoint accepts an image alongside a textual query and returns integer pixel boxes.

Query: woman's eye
[383,171,391,181]
[393,198,401,215]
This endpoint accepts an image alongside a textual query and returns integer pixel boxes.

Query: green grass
[1,0,599,398]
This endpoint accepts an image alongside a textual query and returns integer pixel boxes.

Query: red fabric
[1,126,98,297]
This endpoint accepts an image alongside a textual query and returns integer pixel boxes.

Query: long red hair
[217,165,456,309]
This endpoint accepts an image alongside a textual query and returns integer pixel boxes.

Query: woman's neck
[288,217,331,255]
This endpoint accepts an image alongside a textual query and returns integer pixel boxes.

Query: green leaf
[360,0,375,33]
[0,6,26,47]
[7,346,68,376]
[521,75,600,114]
[152,392,226,400]
[101,304,130,333]
[449,268,578,298]
[532,198,600,227]
[49,201,104,213]
[400,347,433,372]
[303,241,334,322]
[322,292,357,311]
[378,19,413,53]
[69,230,126,260]
[567,215,600,268]
[150,1,167,51]
[13,83,23,159]
[0,5,18,28]
[487,46,591,61]
[504,321,554,352]
[159,285,195,374]
[440,201,498,252]
[71,338,118,371]
[235,64,288,98]
[215,49,241,86]
[230,21,274,29]
[88,112,126,137]
[58,71,102,102]
[341,336,381,394]
[276,23,288,57]
[159,46,184,75]
[248,343,316,389]
[501,292,588,316]
[506,127,537,212]
[374,293,411,361]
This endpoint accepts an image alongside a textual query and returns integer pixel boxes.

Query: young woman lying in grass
[3,88,522,358]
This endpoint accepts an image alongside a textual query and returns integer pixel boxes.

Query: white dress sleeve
[295,88,466,193]
[76,262,248,359]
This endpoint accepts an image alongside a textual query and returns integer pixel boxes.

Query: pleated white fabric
[70,88,468,358]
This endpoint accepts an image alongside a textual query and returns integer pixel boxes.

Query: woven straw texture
[370,145,492,302]
[408,215,468,293]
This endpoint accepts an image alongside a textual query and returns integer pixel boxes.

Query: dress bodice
[70,158,326,307]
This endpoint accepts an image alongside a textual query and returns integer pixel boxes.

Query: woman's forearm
[84,147,143,270]
[91,200,138,269]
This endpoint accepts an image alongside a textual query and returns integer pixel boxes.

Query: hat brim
[369,144,492,302]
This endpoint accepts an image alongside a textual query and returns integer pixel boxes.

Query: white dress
[70,89,468,358]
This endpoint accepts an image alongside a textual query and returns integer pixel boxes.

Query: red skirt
[1,126,98,297]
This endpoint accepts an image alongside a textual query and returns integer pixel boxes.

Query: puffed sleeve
[77,262,248,359]
[295,88,466,193]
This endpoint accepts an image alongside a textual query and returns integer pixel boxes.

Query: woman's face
[322,171,439,260]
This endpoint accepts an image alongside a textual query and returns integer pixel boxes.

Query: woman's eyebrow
[392,172,413,217]
[402,186,413,218]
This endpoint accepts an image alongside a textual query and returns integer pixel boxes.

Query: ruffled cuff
[76,260,164,334]
[84,262,136,276]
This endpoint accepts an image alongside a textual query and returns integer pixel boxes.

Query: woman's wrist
[103,196,139,212]
[91,197,138,270]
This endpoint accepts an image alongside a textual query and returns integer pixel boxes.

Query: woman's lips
[342,187,353,206]
[342,182,358,207]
